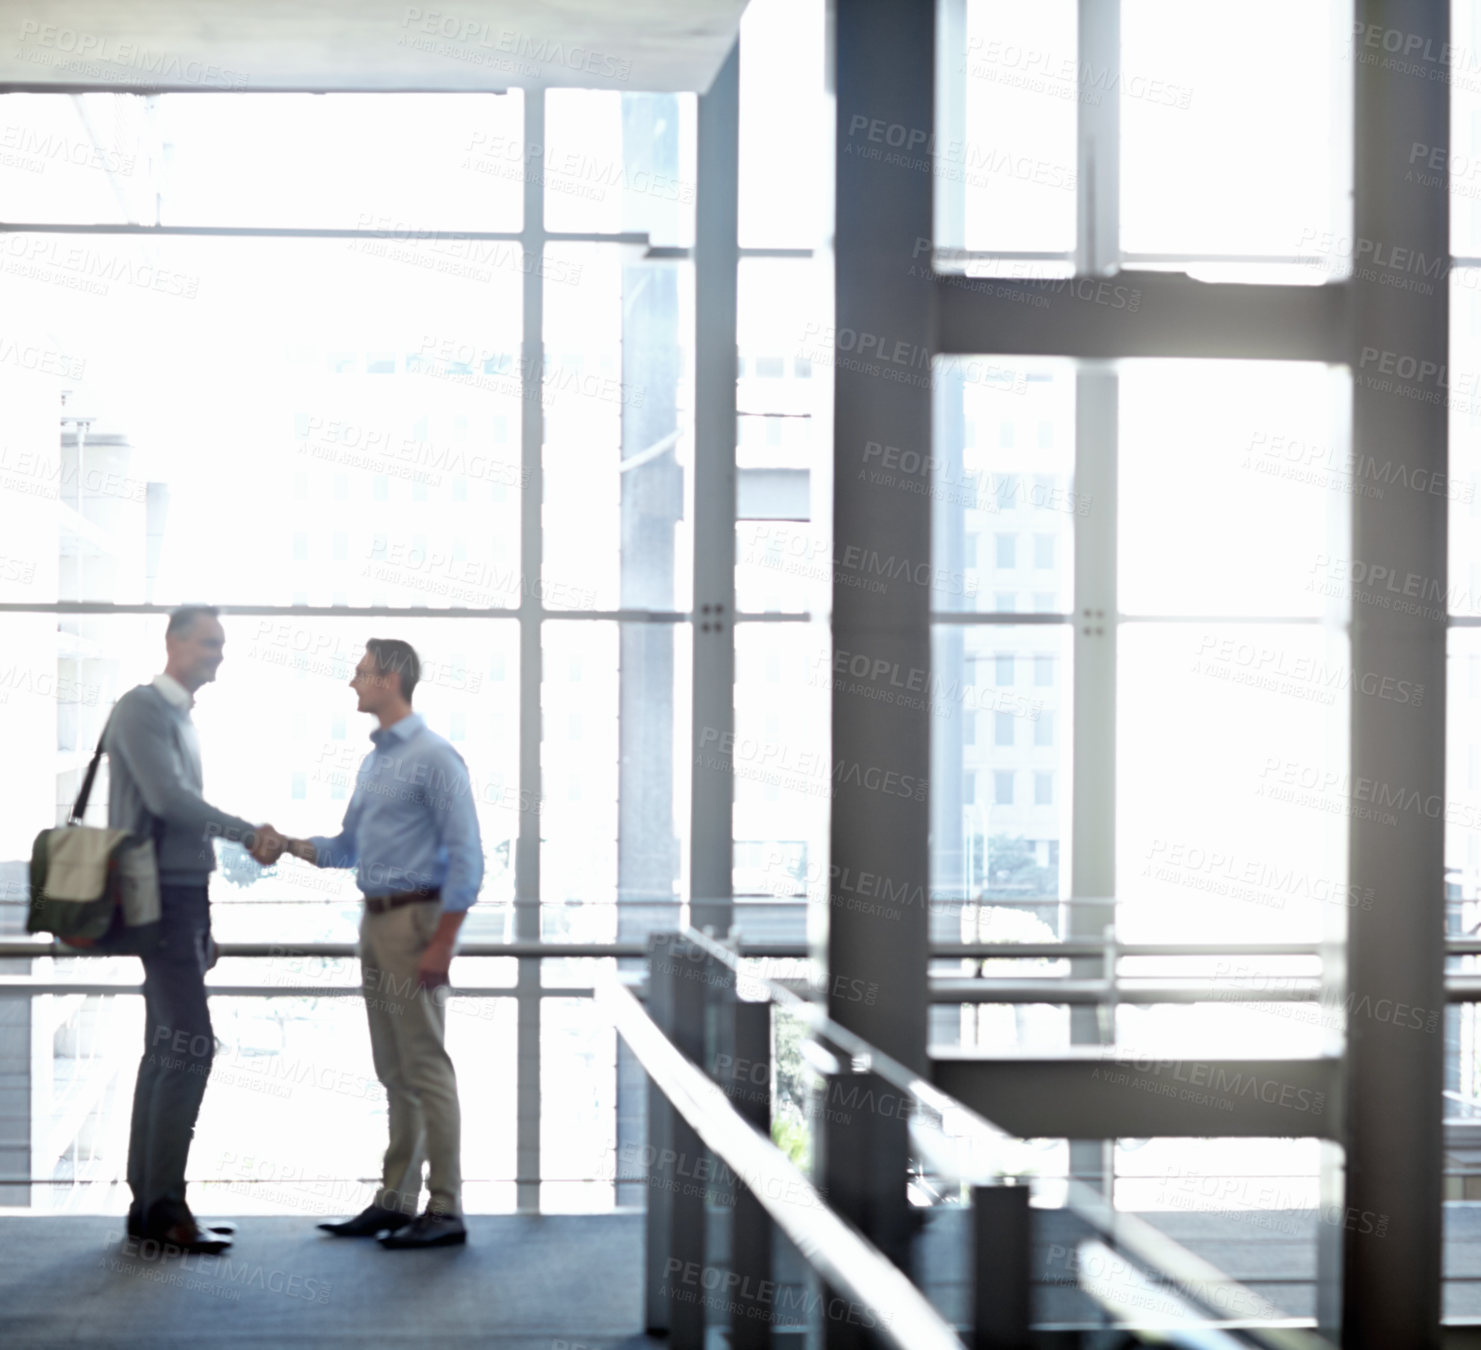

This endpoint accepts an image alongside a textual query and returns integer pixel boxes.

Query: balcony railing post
[720,992,775,1347]
[970,1182,1031,1350]
[645,932,679,1335]
[650,933,709,1349]
[818,1065,910,1349]
[647,931,714,1340]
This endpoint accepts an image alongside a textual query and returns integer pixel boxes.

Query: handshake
[247,826,316,867]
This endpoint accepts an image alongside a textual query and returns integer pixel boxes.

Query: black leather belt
[363,889,441,915]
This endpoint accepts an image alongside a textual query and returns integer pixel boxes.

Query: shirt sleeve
[107,692,258,845]
[308,759,367,869]
[428,745,483,912]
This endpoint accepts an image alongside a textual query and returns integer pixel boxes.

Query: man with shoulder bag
[100,607,286,1254]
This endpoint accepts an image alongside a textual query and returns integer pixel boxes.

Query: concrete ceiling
[0,0,748,92]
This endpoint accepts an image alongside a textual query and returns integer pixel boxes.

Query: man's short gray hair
[166,605,220,639]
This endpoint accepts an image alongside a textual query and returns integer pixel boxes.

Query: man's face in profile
[351,649,395,714]
[168,615,226,690]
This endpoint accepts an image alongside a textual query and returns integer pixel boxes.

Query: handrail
[5,930,1476,959]
[0,940,680,958]
[3,938,1478,1016]
[1061,1183,1332,1350]
[0,938,1327,958]
[0,976,624,997]
[1072,1239,1264,1350]
[593,974,966,1350]
[678,927,1337,1350]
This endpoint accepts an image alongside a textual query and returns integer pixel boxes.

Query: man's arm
[288,775,365,869]
[417,745,484,989]
[109,693,260,848]
[418,910,469,990]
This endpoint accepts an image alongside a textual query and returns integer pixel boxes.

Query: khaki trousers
[359,901,462,1217]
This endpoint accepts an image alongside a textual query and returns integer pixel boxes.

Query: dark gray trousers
[126,883,214,1230]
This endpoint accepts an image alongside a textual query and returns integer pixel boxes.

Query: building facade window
[994,711,1015,747]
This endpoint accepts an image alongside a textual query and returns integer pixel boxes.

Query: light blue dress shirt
[308,712,483,912]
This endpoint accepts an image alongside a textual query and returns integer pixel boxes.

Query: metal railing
[4,915,1473,1341]
[598,963,963,1350]
[602,926,1338,1349]
[9,931,1481,1006]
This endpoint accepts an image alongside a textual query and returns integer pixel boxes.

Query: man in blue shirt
[283,637,483,1249]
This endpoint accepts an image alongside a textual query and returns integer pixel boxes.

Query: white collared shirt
[150,671,203,780]
[152,672,195,712]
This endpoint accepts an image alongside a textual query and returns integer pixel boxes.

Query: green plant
[771,1115,810,1170]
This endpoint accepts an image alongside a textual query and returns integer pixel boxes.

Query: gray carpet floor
[0,1213,665,1350]
[8,1206,1481,1347]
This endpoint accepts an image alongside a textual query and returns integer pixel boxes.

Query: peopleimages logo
[1257,756,1481,830]
[843,114,1077,193]
[0,235,200,298]
[1307,552,1479,618]
[1092,1048,1326,1116]
[695,727,927,803]
[1143,839,1375,912]
[1244,429,1472,503]
[14,20,250,87]
[397,8,632,80]
[1191,634,1424,707]
[0,123,136,175]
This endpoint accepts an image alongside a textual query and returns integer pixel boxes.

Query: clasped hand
[248,824,288,866]
[248,828,315,866]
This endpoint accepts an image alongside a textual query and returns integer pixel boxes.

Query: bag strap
[68,711,114,825]
[69,699,168,845]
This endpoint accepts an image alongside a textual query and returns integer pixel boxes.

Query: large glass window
[0,92,528,229]
[1119,1,1345,266]
[0,82,702,1217]
[933,360,1075,615]
[738,0,829,249]
[1117,361,1350,945]
[1120,361,1346,618]
[543,243,694,613]
[950,0,1078,258]
[543,90,696,246]
[5,234,526,609]
[930,358,1074,950]
[926,350,1349,1246]
[734,255,832,615]
[941,0,1352,281]
[731,623,830,921]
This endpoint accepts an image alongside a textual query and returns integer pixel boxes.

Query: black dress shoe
[141,1220,234,1256]
[127,1211,235,1240]
[379,1211,468,1249]
[318,1203,407,1237]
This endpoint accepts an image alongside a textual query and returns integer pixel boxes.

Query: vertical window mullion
[689,48,740,933]
[1069,364,1118,1199]
[515,88,546,1215]
[936,0,968,254]
[1066,0,1122,1205]
[1076,0,1121,274]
